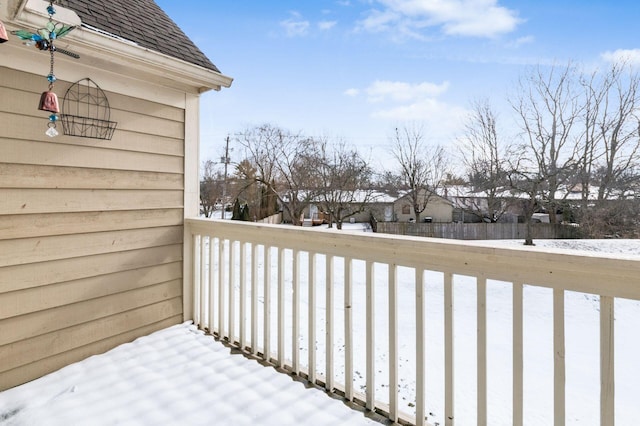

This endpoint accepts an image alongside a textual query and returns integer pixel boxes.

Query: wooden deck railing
[184,218,640,426]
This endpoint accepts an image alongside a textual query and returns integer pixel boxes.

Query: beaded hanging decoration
[13,0,75,137]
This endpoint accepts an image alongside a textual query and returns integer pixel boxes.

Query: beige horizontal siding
[0,128,184,158]
[0,297,183,371]
[0,226,183,267]
[0,262,183,321]
[0,188,183,215]
[0,280,182,346]
[0,87,184,155]
[0,66,184,122]
[0,66,189,390]
[0,68,184,131]
[0,209,183,240]
[0,316,182,391]
[0,137,184,172]
[110,108,185,139]
[0,245,183,293]
[0,164,183,190]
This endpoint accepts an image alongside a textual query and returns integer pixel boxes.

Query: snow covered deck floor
[0,323,382,425]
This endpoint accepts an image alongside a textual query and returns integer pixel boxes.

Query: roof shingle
[60,0,220,73]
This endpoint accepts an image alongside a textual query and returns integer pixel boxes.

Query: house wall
[0,66,188,390]
[394,196,453,223]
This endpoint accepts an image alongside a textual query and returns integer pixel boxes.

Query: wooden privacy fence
[185,218,639,426]
[376,222,582,240]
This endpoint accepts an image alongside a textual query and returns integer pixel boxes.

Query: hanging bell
[0,20,8,43]
[38,90,60,113]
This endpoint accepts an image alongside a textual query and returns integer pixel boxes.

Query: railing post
[344,257,353,401]
[182,223,195,323]
[208,237,216,336]
[263,245,271,362]
[218,239,225,339]
[444,272,455,426]
[229,240,236,343]
[199,236,207,330]
[366,260,375,411]
[308,252,317,384]
[600,296,615,426]
[278,247,285,368]
[292,249,300,375]
[513,282,523,426]
[239,241,247,350]
[389,262,398,422]
[477,276,487,426]
[192,233,200,328]
[553,288,565,426]
[326,255,334,392]
[416,268,426,426]
[251,244,259,355]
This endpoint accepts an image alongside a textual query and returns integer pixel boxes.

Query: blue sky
[155,0,640,171]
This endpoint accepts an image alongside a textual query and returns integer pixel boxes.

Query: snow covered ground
[480,238,640,259]
[0,323,379,425]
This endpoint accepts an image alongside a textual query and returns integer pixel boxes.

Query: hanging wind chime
[13,0,75,137]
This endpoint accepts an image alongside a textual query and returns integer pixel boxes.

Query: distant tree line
[201,60,640,241]
[460,61,640,242]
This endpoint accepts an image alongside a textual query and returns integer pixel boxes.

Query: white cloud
[372,98,470,138]
[358,9,399,33]
[601,49,640,66]
[318,20,338,30]
[365,80,450,103]
[506,35,534,48]
[358,0,522,39]
[280,12,310,37]
[345,79,468,139]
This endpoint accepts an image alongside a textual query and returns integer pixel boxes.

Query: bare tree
[574,61,640,236]
[577,68,607,209]
[505,155,546,245]
[458,99,512,221]
[373,170,403,198]
[391,124,448,222]
[236,124,320,225]
[511,63,583,224]
[316,139,374,229]
[593,62,640,202]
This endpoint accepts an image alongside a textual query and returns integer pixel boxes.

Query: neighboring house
[301,190,396,225]
[366,191,396,222]
[0,0,231,390]
[393,189,453,223]
[444,185,520,223]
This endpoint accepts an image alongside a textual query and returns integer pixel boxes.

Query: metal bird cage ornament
[60,78,117,140]
[12,0,75,137]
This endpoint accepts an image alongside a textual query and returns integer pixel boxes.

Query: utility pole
[221,135,231,219]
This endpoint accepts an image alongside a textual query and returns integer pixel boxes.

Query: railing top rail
[185,218,640,299]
